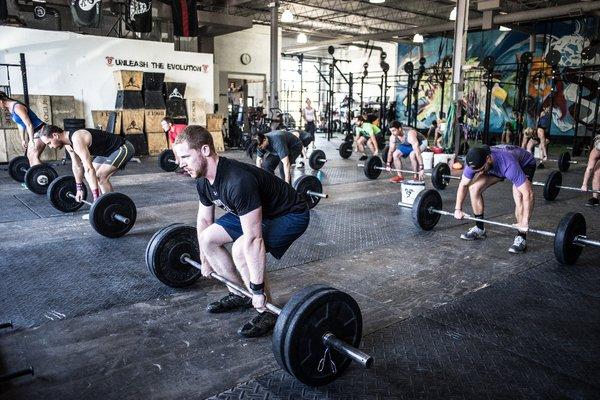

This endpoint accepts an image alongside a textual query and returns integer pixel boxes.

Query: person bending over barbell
[581,134,600,207]
[0,91,46,170]
[173,126,310,338]
[354,115,380,161]
[454,145,536,254]
[385,120,427,183]
[39,125,134,213]
[246,130,304,185]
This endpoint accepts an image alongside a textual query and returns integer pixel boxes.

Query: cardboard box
[210,130,224,153]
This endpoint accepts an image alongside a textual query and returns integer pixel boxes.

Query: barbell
[293,175,328,209]
[338,141,353,159]
[308,149,327,170]
[549,151,578,172]
[398,189,599,265]
[429,163,598,202]
[4,156,30,182]
[47,176,137,238]
[2,155,59,194]
[145,224,373,386]
[159,149,179,172]
[359,156,430,181]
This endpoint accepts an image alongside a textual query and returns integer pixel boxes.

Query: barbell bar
[293,175,328,209]
[308,149,328,170]
[398,189,599,265]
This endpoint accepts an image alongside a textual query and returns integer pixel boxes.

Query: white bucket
[421,151,434,170]
[401,180,426,205]
[433,153,448,167]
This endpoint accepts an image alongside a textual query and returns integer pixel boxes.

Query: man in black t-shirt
[252,130,304,184]
[173,125,310,338]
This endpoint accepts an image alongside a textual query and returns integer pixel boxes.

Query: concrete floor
[0,135,598,399]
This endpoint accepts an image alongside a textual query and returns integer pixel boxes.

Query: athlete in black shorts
[39,125,134,202]
[173,125,310,338]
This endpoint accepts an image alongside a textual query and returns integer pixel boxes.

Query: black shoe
[206,293,252,314]
[237,311,277,338]
[537,162,545,169]
[359,154,368,161]
[586,197,599,207]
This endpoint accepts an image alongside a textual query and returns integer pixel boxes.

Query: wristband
[76,183,84,191]
[455,208,462,211]
[250,282,265,295]
[418,164,424,171]
[92,188,101,200]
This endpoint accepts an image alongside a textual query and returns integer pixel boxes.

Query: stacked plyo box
[206,113,225,153]
[114,70,147,155]
[143,72,168,156]
[164,82,187,124]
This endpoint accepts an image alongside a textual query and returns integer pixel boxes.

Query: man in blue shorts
[453,145,536,254]
[385,120,427,183]
[173,125,310,338]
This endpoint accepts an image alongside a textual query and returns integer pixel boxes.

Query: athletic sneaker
[206,293,252,314]
[237,311,277,338]
[296,161,305,169]
[82,214,90,220]
[509,236,527,254]
[389,175,404,183]
[460,226,487,241]
[585,197,599,207]
[359,154,368,161]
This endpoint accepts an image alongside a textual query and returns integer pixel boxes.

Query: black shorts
[93,141,135,169]
[522,163,536,182]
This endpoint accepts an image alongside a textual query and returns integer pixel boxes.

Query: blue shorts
[215,210,310,259]
[397,143,414,157]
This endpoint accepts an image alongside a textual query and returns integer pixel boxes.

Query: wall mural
[395,18,599,137]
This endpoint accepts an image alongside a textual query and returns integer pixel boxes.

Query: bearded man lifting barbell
[454,145,536,254]
[385,120,427,183]
[173,126,310,338]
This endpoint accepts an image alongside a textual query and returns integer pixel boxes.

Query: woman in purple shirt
[453,145,536,254]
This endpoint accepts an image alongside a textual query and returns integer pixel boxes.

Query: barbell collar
[318,159,327,163]
[573,236,600,247]
[168,159,178,164]
[112,213,131,225]
[181,255,373,368]
[306,190,328,198]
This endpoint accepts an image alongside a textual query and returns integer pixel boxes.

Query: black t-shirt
[257,130,303,159]
[196,157,308,218]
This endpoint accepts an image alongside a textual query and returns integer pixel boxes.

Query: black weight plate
[543,170,562,201]
[339,141,352,159]
[24,164,58,195]
[146,224,203,287]
[431,162,451,190]
[89,192,137,238]
[272,284,333,374]
[554,212,585,265]
[545,49,561,66]
[47,176,88,213]
[159,149,178,172]
[8,156,29,182]
[309,149,326,170]
[283,289,363,386]
[403,61,414,74]
[558,151,571,172]
[381,145,389,164]
[293,175,323,209]
[411,189,442,231]
[363,156,382,180]
[520,51,533,64]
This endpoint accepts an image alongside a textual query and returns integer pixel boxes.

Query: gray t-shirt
[257,130,303,159]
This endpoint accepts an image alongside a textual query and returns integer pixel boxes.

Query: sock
[518,232,527,240]
[474,214,484,230]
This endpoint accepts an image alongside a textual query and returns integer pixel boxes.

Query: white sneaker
[508,236,527,254]
[460,226,486,241]
[82,214,90,220]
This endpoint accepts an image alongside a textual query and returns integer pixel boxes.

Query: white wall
[213,25,280,113]
[0,26,214,124]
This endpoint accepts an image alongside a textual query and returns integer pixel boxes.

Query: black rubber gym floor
[1,139,598,399]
